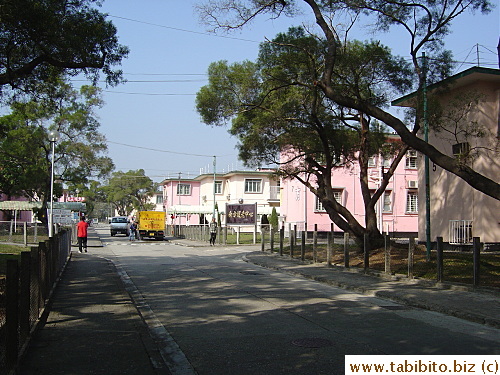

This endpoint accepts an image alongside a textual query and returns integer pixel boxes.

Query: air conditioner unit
[407,180,418,189]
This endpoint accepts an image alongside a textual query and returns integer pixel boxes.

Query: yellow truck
[137,211,166,240]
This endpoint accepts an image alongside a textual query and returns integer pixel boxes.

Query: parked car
[110,216,129,236]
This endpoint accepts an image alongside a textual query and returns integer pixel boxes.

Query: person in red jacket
[76,216,89,253]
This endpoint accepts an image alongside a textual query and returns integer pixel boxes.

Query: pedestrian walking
[209,217,217,246]
[129,221,137,241]
[76,216,89,253]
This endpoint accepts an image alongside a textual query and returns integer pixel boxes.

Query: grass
[0,243,29,276]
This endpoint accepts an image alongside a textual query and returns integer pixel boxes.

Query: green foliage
[0,82,114,211]
[269,207,279,230]
[101,170,157,216]
[0,0,129,100]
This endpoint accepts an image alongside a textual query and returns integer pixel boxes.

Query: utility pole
[213,156,216,220]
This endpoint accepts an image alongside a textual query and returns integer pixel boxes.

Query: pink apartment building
[280,147,419,235]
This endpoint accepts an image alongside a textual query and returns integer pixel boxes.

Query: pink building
[280,147,419,234]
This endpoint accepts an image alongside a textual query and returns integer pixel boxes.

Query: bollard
[408,237,415,279]
[290,229,295,259]
[363,233,369,272]
[344,232,350,268]
[301,231,306,261]
[384,234,391,274]
[279,226,284,256]
[313,224,318,263]
[327,232,332,267]
[473,237,481,287]
[270,227,275,253]
[436,237,444,282]
[261,227,265,252]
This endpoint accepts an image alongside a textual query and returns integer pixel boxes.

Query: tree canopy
[0,0,128,100]
[0,81,114,221]
[102,170,157,216]
[195,0,499,202]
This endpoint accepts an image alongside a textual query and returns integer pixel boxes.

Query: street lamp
[48,129,60,237]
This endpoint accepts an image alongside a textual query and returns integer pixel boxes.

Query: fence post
[408,236,415,279]
[279,226,284,256]
[261,226,265,252]
[236,226,240,245]
[223,226,227,245]
[270,227,275,253]
[301,231,306,261]
[19,251,31,343]
[344,232,350,268]
[30,247,41,314]
[290,227,295,259]
[313,224,318,263]
[327,232,332,267]
[6,259,19,370]
[24,222,28,246]
[436,237,444,283]
[473,237,481,287]
[384,234,391,274]
[363,233,369,272]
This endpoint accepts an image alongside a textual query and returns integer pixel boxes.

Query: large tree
[196,0,499,202]
[0,81,114,223]
[197,28,412,244]
[101,170,157,217]
[0,0,128,100]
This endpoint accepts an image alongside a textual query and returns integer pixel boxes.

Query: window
[368,156,377,167]
[214,181,222,194]
[245,179,262,193]
[156,195,163,204]
[452,142,471,157]
[405,150,418,169]
[315,190,342,212]
[383,191,392,212]
[406,191,418,213]
[382,156,392,168]
[177,183,191,195]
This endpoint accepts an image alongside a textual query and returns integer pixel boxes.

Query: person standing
[209,218,217,246]
[76,216,89,253]
[129,221,137,241]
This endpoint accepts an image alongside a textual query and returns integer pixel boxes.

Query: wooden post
[384,234,391,274]
[363,233,369,272]
[261,226,265,252]
[301,231,306,261]
[473,237,481,287]
[344,232,350,268]
[290,228,295,259]
[436,237,444,283]
[6,259,19,369]
[313,224,318,263]
[270,227,275,253]
[408,236,415,279]
[279,226,284,256]
[223,226,227,245]
[24,221,28,246]
[20,251,31,342]
[327,232,332,267]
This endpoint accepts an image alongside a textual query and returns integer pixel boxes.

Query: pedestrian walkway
[18,235,499,375]
[18,249,170,374]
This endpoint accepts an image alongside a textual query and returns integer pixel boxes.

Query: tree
[269,207,279,230]
[0,0,128,100]
[0,81,114,223]
[197,28,412,244]
[102,170,157,216]
[196,0,499,201]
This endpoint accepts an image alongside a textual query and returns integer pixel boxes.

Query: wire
[107,140,234,158]
[103,90,196,96]
[108,15,260,44]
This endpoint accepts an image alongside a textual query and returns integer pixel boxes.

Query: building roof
[0,201,86,211]
[392,67,500,108]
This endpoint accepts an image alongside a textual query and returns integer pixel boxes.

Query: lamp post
[48,129,60,237]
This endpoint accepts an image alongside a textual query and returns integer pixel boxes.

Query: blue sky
[93,0,499,182]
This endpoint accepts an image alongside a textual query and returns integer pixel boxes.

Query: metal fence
[0,229,72,375]
[0,221,48,246]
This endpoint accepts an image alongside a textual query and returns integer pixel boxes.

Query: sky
[88,0,499,182]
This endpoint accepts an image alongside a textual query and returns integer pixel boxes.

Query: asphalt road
[93,226,500,375]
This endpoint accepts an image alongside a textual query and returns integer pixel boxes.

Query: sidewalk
[19,228,170,375]
[174,238,500,329]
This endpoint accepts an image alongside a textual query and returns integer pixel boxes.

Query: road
[92,226,499,375]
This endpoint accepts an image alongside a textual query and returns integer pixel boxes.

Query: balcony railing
[449,220,473,244]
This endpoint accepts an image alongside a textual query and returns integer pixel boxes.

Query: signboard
[67,196,86,202]
[226,203,257,225]
[49,209,73,225]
